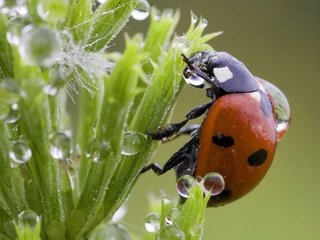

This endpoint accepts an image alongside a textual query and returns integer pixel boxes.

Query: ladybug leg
[164,124,200,142]
[141,136,198,175]
[148,101,213,141]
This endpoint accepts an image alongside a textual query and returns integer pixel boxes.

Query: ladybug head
[182,51,259,98]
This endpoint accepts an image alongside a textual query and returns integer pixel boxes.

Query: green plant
[0,0,220,239]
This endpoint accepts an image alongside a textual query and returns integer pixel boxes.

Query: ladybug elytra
[142,50,290,207]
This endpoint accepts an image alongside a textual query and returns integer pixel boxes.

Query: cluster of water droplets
[144,174,223,238]
[0,78,33,168]
[144,212,185,240]
[0,0,28,19]
[176,172,225,199]
[1,1,114,97]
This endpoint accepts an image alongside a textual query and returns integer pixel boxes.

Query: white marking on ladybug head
[213,66,233,83]
[249,91,261,102]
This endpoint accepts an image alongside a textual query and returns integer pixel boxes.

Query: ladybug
[141,50,290,207]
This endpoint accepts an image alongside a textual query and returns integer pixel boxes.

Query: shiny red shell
[195,92,277,207]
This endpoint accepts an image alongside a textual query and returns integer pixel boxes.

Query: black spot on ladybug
[248,149,268,166]
[212,134,234,147]
[211,189,232,202]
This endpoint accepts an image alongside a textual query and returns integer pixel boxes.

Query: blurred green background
[122,0,320,239]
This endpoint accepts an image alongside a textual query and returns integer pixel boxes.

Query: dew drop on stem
[131,0,150,21]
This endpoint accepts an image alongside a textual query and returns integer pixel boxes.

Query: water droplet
[189,224,204,237]
[19,26,60,66]
[165,217,173,226]
[191,12,198,24]
[199,17,208,29]
[37,0,68,23]
[9,141,32,166]
[121,131,146,156]
[145,213,160,233]
[6,31,20,45]
[90,224,131,240]
[183,70,206,88]
[165,208,179,226]
[259,79,291,140]
[85,138,99,158]
[43,84,58,96]
[0,79,24,122]
[202,172,225,196]
[97,0,107,4]
[176,175,195,198]
[18,210,40,229]
[16,5,28,16]
[4,104,20,124]
[49,132,71,160]
[172,36,190,53]
[131,0,150,21]
[0,0,4,8]
[157,225,185,240]
[43,68,66,96]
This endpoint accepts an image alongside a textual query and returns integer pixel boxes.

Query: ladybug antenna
[181,54,215,85]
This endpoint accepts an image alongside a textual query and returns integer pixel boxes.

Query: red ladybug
[141,51,290,207]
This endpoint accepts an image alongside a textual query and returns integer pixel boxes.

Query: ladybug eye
[208,56,221,71]
[183,69,206,88]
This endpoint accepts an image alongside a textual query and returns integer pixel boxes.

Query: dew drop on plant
[49,132,71,160]
[90,224,131,240]
[16,5,28,16]
[202,172,225,196]
[18,210,40,229]
[4,103,20,124]
[191,11,198,24]
[176,175,195,198]
[0,82,19,120]
[9,141,32,166]
[85,138,99,158]
[167,207,179,223]
[172,36,190,53]
[259,78,291,140]
[43,68,66,96]
[19,25,60,66]
[43,84,58,96]
[6,31,20,45]
[157,225,185,240]
[37,0,68,23]
[199,18,208,29]
[144,213,161,233]
[131,0,150,21]
[121,131,146,156]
